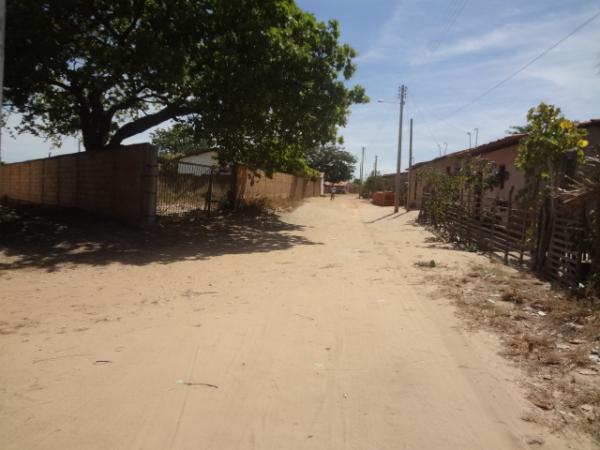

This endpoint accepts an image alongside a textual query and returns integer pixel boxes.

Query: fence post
[504,187,514,264]
[205,167,214,217]
[575,203,586,286]
[490,196,497,254]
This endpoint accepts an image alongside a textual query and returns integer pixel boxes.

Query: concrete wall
[235,166,321,202]
[0,144,157,224]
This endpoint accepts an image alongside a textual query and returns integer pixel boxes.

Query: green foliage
[305,146,357,183]
[418,157,500,229]
[151,124,207,157]
[283,158,321,180]
[151,123,209,173]
[515,103,588,181]
[362,175,393,198]
[417,169,462,228]
[507,124,531,135]
[5,0,368,173]
[156,153,184,174]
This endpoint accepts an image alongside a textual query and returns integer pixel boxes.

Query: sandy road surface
[0,196,591,449]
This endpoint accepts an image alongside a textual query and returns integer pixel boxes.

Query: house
[177,149,219,175]
[407,119,600,209]
[324,180,350,193]
[380,172,409,190]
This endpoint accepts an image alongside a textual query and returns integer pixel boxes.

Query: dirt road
[0,196,591,449]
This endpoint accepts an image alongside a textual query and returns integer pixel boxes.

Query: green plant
[361,175,394,198]
[417,157,498,228]
[516,103,588,189]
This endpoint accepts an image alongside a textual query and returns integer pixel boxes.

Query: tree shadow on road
[365,210,409,223]
[0,206,321,272]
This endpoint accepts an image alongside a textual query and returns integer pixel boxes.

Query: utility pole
[359,146,365,198]
[0,0,6,164]
[474,128,479,147]
[406,118,413,208]
[394,85,406,213]
[373,155,378,177]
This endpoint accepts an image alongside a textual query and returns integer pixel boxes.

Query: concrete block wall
[0,144,157,224]
[235,166,321,202]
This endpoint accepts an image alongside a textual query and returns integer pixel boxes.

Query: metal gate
[157,162,231,216]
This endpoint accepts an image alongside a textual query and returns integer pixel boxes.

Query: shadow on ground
[0,206,320,272]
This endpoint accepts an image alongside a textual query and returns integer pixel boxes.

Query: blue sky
[3,0,600,175]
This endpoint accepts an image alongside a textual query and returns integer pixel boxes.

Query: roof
[579,118,600,128]
[411,134,525,170]
[381,172,409,178]
[179,149,216,159]
[411,118,600,170]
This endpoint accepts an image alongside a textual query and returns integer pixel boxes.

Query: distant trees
[306,146,357,183]
[361,174,393,198]
[5,0,367,172]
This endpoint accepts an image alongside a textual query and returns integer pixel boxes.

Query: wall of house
[481,144,524,200]
[407,122,600,210]
[0,144,157,224]
[586,123,600,145]
[234,166,322,203]
[408,155,462,209]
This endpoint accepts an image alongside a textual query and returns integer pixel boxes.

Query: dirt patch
[425,260,600,441]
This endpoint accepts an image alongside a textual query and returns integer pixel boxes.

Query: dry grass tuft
[434,261,600,442]
[501,290,526,305]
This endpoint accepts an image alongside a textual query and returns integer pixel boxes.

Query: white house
[179,150,218,167]
[177,150,219,175]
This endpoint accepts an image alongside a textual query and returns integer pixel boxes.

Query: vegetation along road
[0,196,593,449]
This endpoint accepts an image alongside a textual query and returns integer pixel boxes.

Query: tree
[5,0,368,172]
[515,102,588,184]
[306,146,356,183]
[514,102,589,270]
[151,124,207,157]
[151,123,211,173]
[361,174,391,198]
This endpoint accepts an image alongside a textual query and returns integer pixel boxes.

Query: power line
[441,9,600,120]
[429,0,469,52]
[407,95,441,150]
[427,0,459,49]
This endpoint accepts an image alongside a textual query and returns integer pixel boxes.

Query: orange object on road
[372,191,394,206]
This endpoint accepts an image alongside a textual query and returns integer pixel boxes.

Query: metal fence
[156,162,231,216]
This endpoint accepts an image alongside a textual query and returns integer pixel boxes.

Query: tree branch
[106,105,195,148]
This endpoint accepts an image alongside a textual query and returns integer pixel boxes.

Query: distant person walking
[330,187,336,200]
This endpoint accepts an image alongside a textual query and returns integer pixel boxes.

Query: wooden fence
[419,188,598,294]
